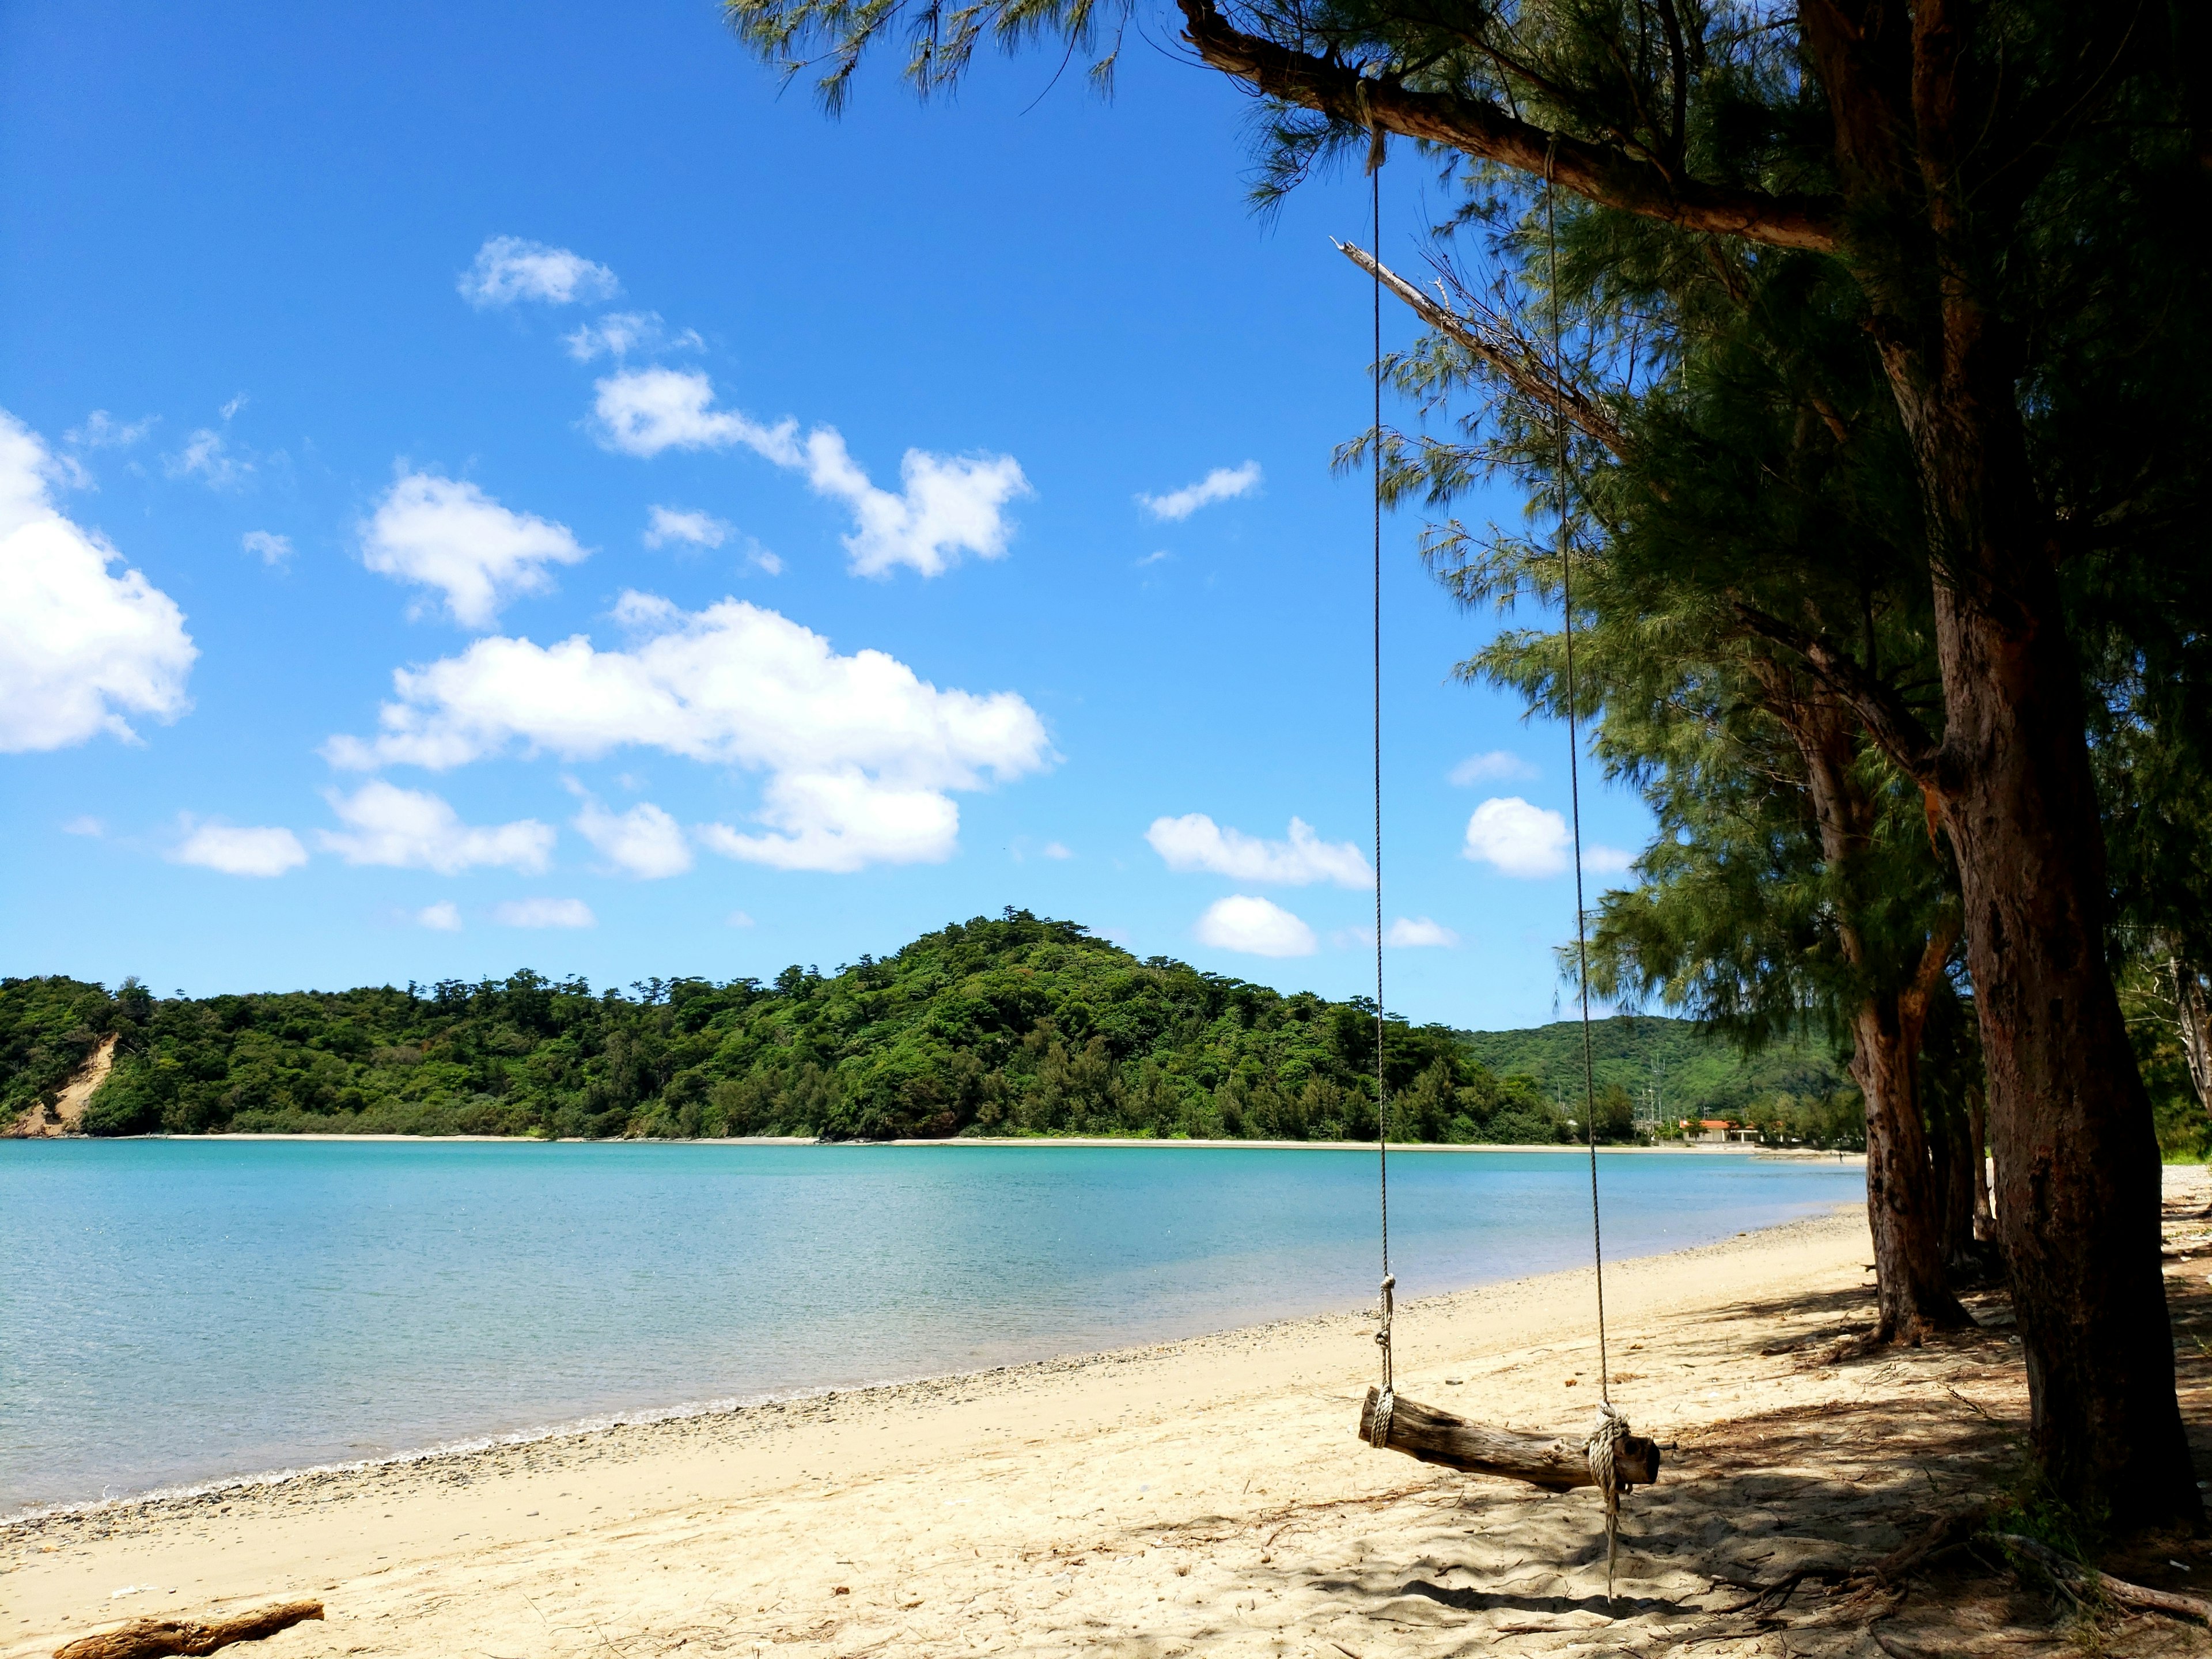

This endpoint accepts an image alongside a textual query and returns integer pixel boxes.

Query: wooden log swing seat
[1356,1386,1660,1493]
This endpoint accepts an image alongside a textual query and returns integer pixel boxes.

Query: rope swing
[1347,105,1656,1608]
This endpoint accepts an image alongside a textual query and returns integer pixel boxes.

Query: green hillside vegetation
[1461,1017,1857,1141]
[1,911,1865,1145]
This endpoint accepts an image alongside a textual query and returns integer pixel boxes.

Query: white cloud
[728,910,755,928]
[1449,750,1537,786]
[569,787,692,879]
[593,366,795,458]
[643,506,729,550]
[806,431,1029,579]
[415,900,463,931]
[1463,796,1633,879]
[219,393,249,421]
[67,411,155,450]
[492,897,596,929]
[1145,813,1372,888]
[565,311,702,362]
[325,594,1050,874]
[1195,895,1317,958]
[243,530,292,566]
[699,771,962,873]
[1385,916,1460,948]
[592,368,1028,579]
[317,781,555,875]
[1042,840,1073,859]
[1135,550,1170,567]
[171,820,308,877]
[361,471,589,627]
[164,428,249,488]
[62,815,104,836]
[1138,461,1262,522]
[459,237,619,308]
[0,411,197,753]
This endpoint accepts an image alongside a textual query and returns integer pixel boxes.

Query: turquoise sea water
[0,1140,1863,1514]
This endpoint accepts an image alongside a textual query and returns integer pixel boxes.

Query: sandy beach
[9,1168,2211,1659]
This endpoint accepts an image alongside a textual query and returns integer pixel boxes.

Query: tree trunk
[2175,959,2212,1114]
[1798,0,2202,1529]
[1778,689,1969,1340]
[1929,1092,1976,1274]
[1851,994,1971,1340]
[1926,588,2195,1524]
[1969,1092,1994,1241]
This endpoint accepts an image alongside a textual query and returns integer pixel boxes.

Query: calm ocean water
[0,1139,1863,1514]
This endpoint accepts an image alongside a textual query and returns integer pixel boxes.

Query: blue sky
[0,0,1650,1028]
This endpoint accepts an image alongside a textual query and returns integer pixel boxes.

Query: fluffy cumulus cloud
[643,505,729,550]
[325,593,1050,874]
[415,900,463,931]
[1145,813,1372,888]
[459,237,619,308]
[0,411,198,752]
[492,897,596,928]
[569,787,692,879]
[565,311,702,362]
[592,368,1028,579]
[1463,796,1633,879]
[170,820,309,877]
[243,530,292,566]
[361,471,590,627]
[317,781,555,875]
[1195,894,1317,958]
[1138,461,1262,522]
[1449,750,1537,786]
[1385,916,1460,948]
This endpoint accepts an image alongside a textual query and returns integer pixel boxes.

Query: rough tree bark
[1781,687,1969,1340]
[1172,0,2198,1528]
[1929,1096,1977,1273]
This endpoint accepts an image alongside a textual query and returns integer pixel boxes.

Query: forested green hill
[1,911,1861,1144]
[1461,1016,1850,1123]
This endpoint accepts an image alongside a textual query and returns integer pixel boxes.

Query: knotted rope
[1584,1401,1632,1603]
[1368,1273,1396,1447]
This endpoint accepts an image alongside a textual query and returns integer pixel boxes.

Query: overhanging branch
[1178,0,1844,252]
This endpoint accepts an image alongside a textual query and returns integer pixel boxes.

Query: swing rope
[1546,143,1626,1600]
[1347,115,1636,1604]
[1366,109,1396,1452]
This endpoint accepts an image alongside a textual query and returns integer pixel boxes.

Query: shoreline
[13,1131,1865,1157]
[5,1199,1925,1659]
[2,1199,1862,1532]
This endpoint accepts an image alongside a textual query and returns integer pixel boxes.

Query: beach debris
[52,1599,324,1659]
[1997,1534,2212,1623]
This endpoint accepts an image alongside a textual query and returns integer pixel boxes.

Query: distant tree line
[3,911,1849,1145]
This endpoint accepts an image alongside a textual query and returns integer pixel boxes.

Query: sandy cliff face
[5,1033,116,1138]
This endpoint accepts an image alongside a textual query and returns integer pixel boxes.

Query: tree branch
[1176,0,1844,250]
[1726,599,1941,780]
[1336,240,1635,457]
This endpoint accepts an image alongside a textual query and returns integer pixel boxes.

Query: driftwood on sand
[1997,1535,2212,1622]
[52,1600,325,1659]
[1357,1386,1660,1490]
